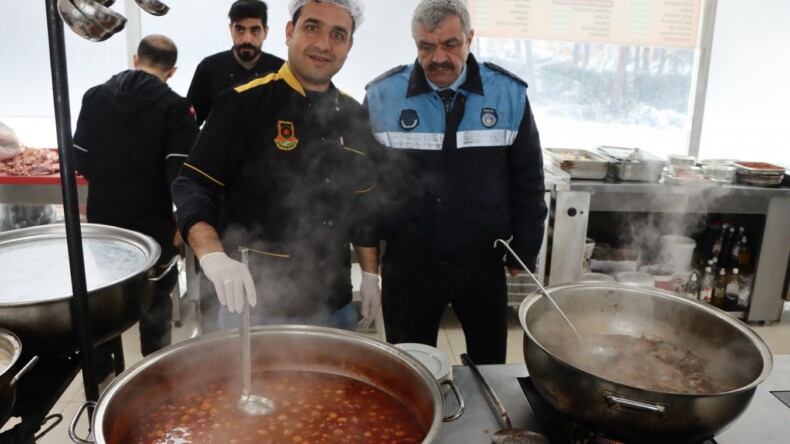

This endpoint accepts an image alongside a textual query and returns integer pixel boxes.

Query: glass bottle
[711,268,726,309]
[729,236,743,269]
[724,268,740,311]
[699,266,714,303]
[684,273,700,299]
[738,236,752,275]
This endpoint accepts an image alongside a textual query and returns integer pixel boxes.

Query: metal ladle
[236,248,276,416]
[134,0,170,16]
[57,0,113,41]
[495,239,584,344]
[70,0,127,34]
[461,354,549,444]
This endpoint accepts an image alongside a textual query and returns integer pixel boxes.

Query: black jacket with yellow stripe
[172,64,378,316]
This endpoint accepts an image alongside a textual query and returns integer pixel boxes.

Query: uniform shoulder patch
[365,65,408,90]
[483,62,528,88]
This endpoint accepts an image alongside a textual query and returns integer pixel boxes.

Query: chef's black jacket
[172,63,379,317]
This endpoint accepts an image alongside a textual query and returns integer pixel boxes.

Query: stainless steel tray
[544,148,610,180]
[596,146,666,182]
[736,171,783,187]
[733,161,786,176]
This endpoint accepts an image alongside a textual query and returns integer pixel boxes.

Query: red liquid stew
[123,370,425,444]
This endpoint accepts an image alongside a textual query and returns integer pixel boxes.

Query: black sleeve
[186,61,210,127]
[164,98,199,185]
[347,105,381,248]
[506,96,548,271]
[72,90,95,179]
[173,89,246,239]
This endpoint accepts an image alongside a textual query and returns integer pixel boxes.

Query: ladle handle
[494,239,584,343]
[240,248,252,400]
[460,353,512,430]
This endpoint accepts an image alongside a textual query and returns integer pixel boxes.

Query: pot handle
[68,401,97,444]
[149,255,179,282]
[605,394,666,416]
[8,356,38,389]
[442,379,465,422]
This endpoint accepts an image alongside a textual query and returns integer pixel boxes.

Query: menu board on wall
[469,0,702,48]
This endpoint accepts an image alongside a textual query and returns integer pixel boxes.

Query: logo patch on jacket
[481,108,498,128]
[399,109,419,131]
[274,120,298,151]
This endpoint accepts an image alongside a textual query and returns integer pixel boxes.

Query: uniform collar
[406,53,484,98]
[278,62,338,99]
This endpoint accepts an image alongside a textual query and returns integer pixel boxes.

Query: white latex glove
[358,271,381,329]
[199,252,256,314]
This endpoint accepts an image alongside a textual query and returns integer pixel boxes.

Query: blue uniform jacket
[364,54,547,270]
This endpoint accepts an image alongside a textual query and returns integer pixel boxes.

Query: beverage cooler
[539,174,790,322]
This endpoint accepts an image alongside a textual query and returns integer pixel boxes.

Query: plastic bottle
[699,266,714,303]
[712,268,727,308]
[711,223,728,258]
[684,273,700,299]
[724,268,740,311]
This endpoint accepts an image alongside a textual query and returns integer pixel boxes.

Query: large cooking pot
[519,282,772,444]
[0,329,37,426]
[0,223,165,355]
[70,326,462,443]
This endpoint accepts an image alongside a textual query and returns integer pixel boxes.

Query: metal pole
[44,0,100,403]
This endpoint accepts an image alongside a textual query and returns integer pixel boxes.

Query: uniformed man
[364,0,548,364]
[187,0,284,127]
[172,0,381,331]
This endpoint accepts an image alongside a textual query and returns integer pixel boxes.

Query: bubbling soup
[123,370,426,444]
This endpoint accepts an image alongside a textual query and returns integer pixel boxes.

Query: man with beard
[187,0,283,127]
[172,0,381,332]
[364,0,547,364]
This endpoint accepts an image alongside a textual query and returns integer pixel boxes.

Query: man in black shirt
[187,0,284,127]
[74,35,198,377]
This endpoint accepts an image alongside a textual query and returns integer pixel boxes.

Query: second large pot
[0,223,161,355]
[519,282,772,444]
[83,326,451,443]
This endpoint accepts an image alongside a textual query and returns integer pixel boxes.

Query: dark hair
[137,35,177,71]
[292,1,357,34]
[229,0,269,26]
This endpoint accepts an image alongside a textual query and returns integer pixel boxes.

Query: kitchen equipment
[0,329,38,426]
[660,234,696,272]
[582,238,595,272]
[596,146,666,182]
[615,271,655,286]
[519,282,773,443]
[461,354,549,444]
[57,0,113,41]
[544,148,610,180]
[69,326,464,443]
[734,161,785,187]
[667,154,697,166]
[701,164,736,182]
[70,0,126,34]
[0,223,171,355]
[579,272,614,282]
[133,0,170,16]
[396,343,457,396]
[235,249,276,416]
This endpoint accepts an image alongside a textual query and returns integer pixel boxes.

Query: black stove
[0,351,80,444]
[517,377,718,444]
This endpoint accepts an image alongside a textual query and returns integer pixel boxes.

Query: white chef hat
[288,0,365,30]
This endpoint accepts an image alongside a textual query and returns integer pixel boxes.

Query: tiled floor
[6,287,790,443]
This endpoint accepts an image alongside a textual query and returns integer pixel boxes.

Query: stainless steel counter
[436,356,790,443]
[545,178,790,321]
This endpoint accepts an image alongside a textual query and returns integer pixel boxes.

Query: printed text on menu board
[469,0,702,48]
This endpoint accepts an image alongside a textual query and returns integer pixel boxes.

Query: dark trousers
[95,259,176,378]
[381,252,508,364]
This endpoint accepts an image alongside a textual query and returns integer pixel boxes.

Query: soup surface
[124,370,425,444]
[554,334,740,395]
